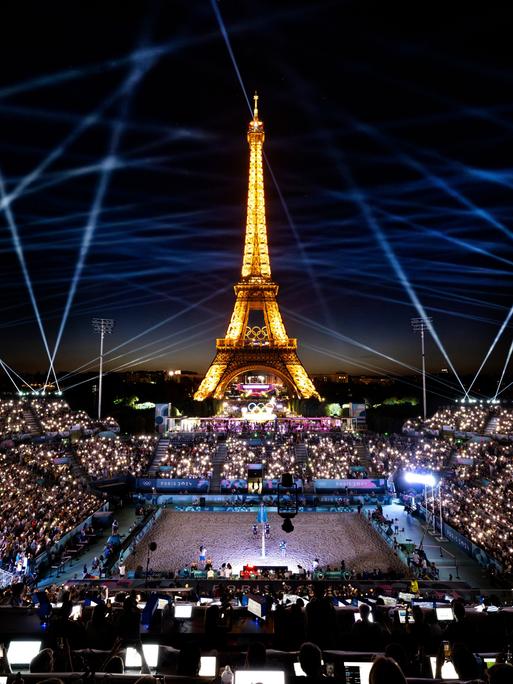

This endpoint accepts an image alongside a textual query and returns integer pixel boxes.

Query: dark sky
[1,1,513,398]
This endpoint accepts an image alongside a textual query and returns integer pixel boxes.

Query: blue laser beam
[305,343,456,402]
[0,170,60,389]
[1,361,34,391]
[286,307,470,395]
[103,285,232,358]
[61,325,213,392]
[0,359,21,393]
[43,55,155,389]
[494,336,513,400]
[353,119,513,244]
[464,304,513,398]
[334,161,468,395]
[58,313,222,384]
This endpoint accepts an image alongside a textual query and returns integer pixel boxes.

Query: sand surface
[127,511,405,574]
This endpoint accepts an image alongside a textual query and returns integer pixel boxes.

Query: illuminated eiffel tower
[194,94,319,402]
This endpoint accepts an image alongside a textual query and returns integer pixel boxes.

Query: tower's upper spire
[241,92,271,280]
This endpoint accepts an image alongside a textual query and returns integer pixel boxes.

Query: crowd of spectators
[0,397,121,441]
[305,434,360,479]
[0,398,29,439]
[221,434,365,481]
[490,407,513,437]
[158,436,216,478]
[434,441,513,573]
[29,398,94,435]
[368,435,453,476]
[368,431,513,575]
[0,444,100,575]
[75,435,158,480]
[223,435,298,480]
[404,404,490,434]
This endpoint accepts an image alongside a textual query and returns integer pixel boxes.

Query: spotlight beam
[104,285,231,358]
[352,118,513,244]
[0,171,60,389]
[375,207,513,271]
[0,41,199,101]
[58,314,222,384]
[286,308,472,396]
[496,376,513,398]
[0,41,186,214]
[61,326,212,392]
[43,56,155,389]
[464,304,513,398]
[338,165,467,395]
[493,337,513,400]
[0,359,21,393]
[305,343,456,402]
[2,84,124,211]
[1,361,35,391]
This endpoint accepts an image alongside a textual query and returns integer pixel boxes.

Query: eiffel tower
[194,94,319,402]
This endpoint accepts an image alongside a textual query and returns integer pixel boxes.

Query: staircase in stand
[22,405,41,436]
[355,442,373,477]
[148,437,170,476]
[484,415,498,436]
[295,443,314,493]
[68,451,90,486]
[211,442,227,493]
[294,442,308,469]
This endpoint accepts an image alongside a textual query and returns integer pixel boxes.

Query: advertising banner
[220,478,303,492]
[315,478,386,491]
[136,477,209,492]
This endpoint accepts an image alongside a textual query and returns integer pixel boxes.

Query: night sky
[1,2,513,398]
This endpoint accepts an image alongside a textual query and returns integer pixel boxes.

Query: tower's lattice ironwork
[194,95,319,401]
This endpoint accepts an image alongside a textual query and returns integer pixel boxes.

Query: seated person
[30,649,54,673]
[351,604,386,650]
[298,642,326,682]
[177,644,201,677]
[369,656,406,684]
[245,642,267,670]
[434,642,484,681]
[488,663,513,683]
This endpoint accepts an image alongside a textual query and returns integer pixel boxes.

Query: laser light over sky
[0,2,512,393]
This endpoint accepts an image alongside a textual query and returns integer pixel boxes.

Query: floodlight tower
[92,317,114,420]
[411,317,432,420]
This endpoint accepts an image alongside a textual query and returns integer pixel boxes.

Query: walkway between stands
[38,506,138,589]
[382,502,493,588]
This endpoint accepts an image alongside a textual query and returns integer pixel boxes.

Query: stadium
[1,3,513,684]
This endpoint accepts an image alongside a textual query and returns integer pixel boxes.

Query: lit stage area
[127,511,405,576]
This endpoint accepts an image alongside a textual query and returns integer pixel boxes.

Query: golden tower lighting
[194,94,319,402]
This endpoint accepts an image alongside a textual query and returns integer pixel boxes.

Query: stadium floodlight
[404,472,437,487]
[92,317,115,420]
[411,317,432,420]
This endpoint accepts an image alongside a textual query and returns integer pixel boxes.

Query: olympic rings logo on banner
[247,401,274,414]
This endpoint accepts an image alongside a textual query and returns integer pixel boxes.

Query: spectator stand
[417,504,502,575]
[36,501,110,580]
